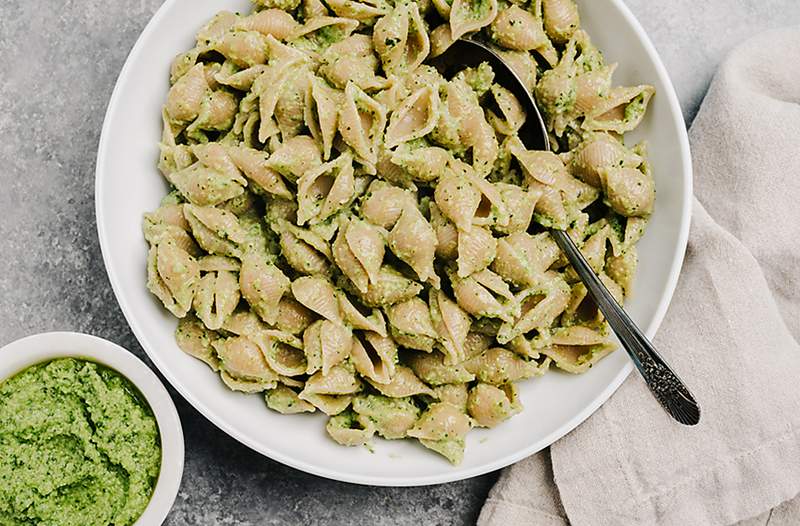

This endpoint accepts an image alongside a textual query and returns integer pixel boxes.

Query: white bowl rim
[95,0,692,487]
[0,332,185,523]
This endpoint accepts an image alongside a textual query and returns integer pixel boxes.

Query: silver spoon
[432,39,700,425]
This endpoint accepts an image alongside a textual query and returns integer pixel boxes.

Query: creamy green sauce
[0,359,161,526]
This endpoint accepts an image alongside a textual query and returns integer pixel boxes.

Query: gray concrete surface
[1,1,799,524]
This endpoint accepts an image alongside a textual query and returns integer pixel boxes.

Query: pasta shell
[542,0,580,44]
[542,325,615,374]
[185,90,238,142]
[429,23,456,58]
[338,293,388,336]
[222,310,270,339]
[384,87,440,148]
[175,314,221,370]
[605,246,638,296]
[213,336,279,384]
[387,297,440,352]
[451,269,514,322]
[348,266,423,307]
[158,112,194,178]
[214,62,267,90]
[326,410,375,446]
[274,71,311,140]
[373,1,430,76]
[266,135,323,183]
[300,393,354,416]
[407,401,471,441]
[534,38,579,135]
[333,216,385,293]
[220,371,276,393]
[260,331,308,377]
[166,63,208,123]
[573,63,616,116]
[170,46,202,85]
[450,0,498,40]
[492,231,559,287]
[561,282,600,327]
[457,226,496,277]
[239,254,291,325]
[366,365,435,398]
[494,183,541,234]
[486,84,526,136]
[495,48,537,92]
[147,241,200,318]
[429,203,459,261]
[350,332,398,384]
[407,402,471,464]
[600,166,655,217]
[467,383,521,428]
[497,275,571,343]
[275,296,317,334]
[318,35,386,92]
[253,58,308,143]
[167,148,247,207]
[278,225,332,276]
[433,383,469,411]
[338,82,388,174]
[304,76,342,160]
[327,0,390,23]
[225,146,292,200]
[360,180,416,229]
[390,144,451,183]
[196,11,239,45]
[429,290,471,365]
[468,172,510,228]
[463,347,543,384]
[266,385,316,414]
[434,167,481,232]
[445,79,499,176]
[508,139,559,186]
[183,204,247,258]
[212,30,270,68]
[403,350,475,385]
[193,270,241,330]
[290,15,359,44]
[302,0,330,19]
[583,85,655,135]
[296,153,356,225]
[491,6,547,50]
[143,203,202,257]
[388,203,439,287]
[291,276,343,324]
[304,319,353,375]
[566,133,642,188]
[431,0,451,17]
[234,9,300,40]
[352,395,420,439]
[302,364,362,395]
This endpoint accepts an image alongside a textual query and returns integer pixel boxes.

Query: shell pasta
[146,0,655,464]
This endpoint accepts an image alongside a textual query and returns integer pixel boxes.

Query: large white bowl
[0,332,184,525]
[96,0,691,486]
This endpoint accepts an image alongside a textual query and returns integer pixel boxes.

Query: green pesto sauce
[0,359,161,526]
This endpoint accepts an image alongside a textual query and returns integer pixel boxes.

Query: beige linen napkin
[479,26,800,526]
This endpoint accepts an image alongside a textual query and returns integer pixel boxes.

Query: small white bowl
[0,332,184,525]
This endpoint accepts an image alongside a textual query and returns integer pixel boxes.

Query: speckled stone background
[2,1,800,525]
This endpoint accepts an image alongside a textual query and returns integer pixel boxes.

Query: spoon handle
[550,229,701,425]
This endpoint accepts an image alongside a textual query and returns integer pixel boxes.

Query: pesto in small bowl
[0,358,162,526]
